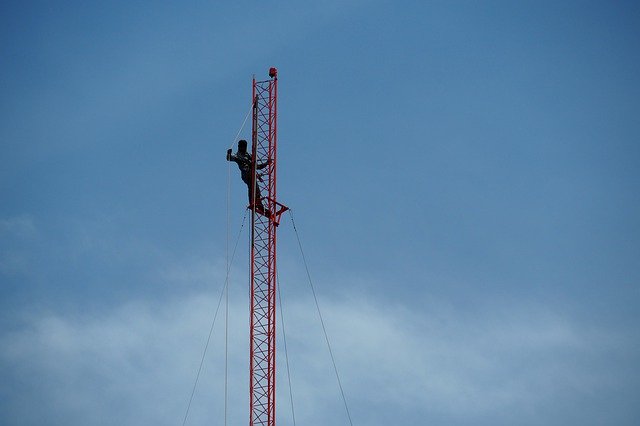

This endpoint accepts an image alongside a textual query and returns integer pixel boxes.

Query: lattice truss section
[249,75,278,426]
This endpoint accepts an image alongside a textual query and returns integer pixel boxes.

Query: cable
[228,101,253,150]
[181,210,248,426]
[289,211,354,426]
[276,270,297,426]
[224,162,230,426]
[224,98,253,425]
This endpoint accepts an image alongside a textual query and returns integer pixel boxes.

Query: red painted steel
[249,68,287,426]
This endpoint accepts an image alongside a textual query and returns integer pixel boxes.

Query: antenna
[249,68,288,426]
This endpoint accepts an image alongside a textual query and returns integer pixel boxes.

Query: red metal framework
[249,68,287,426]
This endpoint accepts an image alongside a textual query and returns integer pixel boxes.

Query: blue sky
[1,1,639,425]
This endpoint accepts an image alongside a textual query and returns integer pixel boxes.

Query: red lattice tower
[249,67,288,426]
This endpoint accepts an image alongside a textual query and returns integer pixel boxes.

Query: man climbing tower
[227,139,271,216]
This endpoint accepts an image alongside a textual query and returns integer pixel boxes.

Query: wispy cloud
[2,277,636,425]
[279,292,639,424]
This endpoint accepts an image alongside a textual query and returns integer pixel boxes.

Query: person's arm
[256,158,271,170]
[226,149,237,162]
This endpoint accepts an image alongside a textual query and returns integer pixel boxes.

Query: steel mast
[249,67,288,426]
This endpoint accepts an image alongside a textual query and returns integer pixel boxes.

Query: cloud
[2,277,637,426]
[1,293,233,426]
[279,293,639,425]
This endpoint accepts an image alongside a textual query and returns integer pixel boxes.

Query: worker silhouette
[227,139,271,216]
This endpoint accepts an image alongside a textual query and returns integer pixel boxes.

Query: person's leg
[246,182,253,205]
[254,185,266,212]
[245,179,266,212]
[242,175,255,205]
[243,176,269,217]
